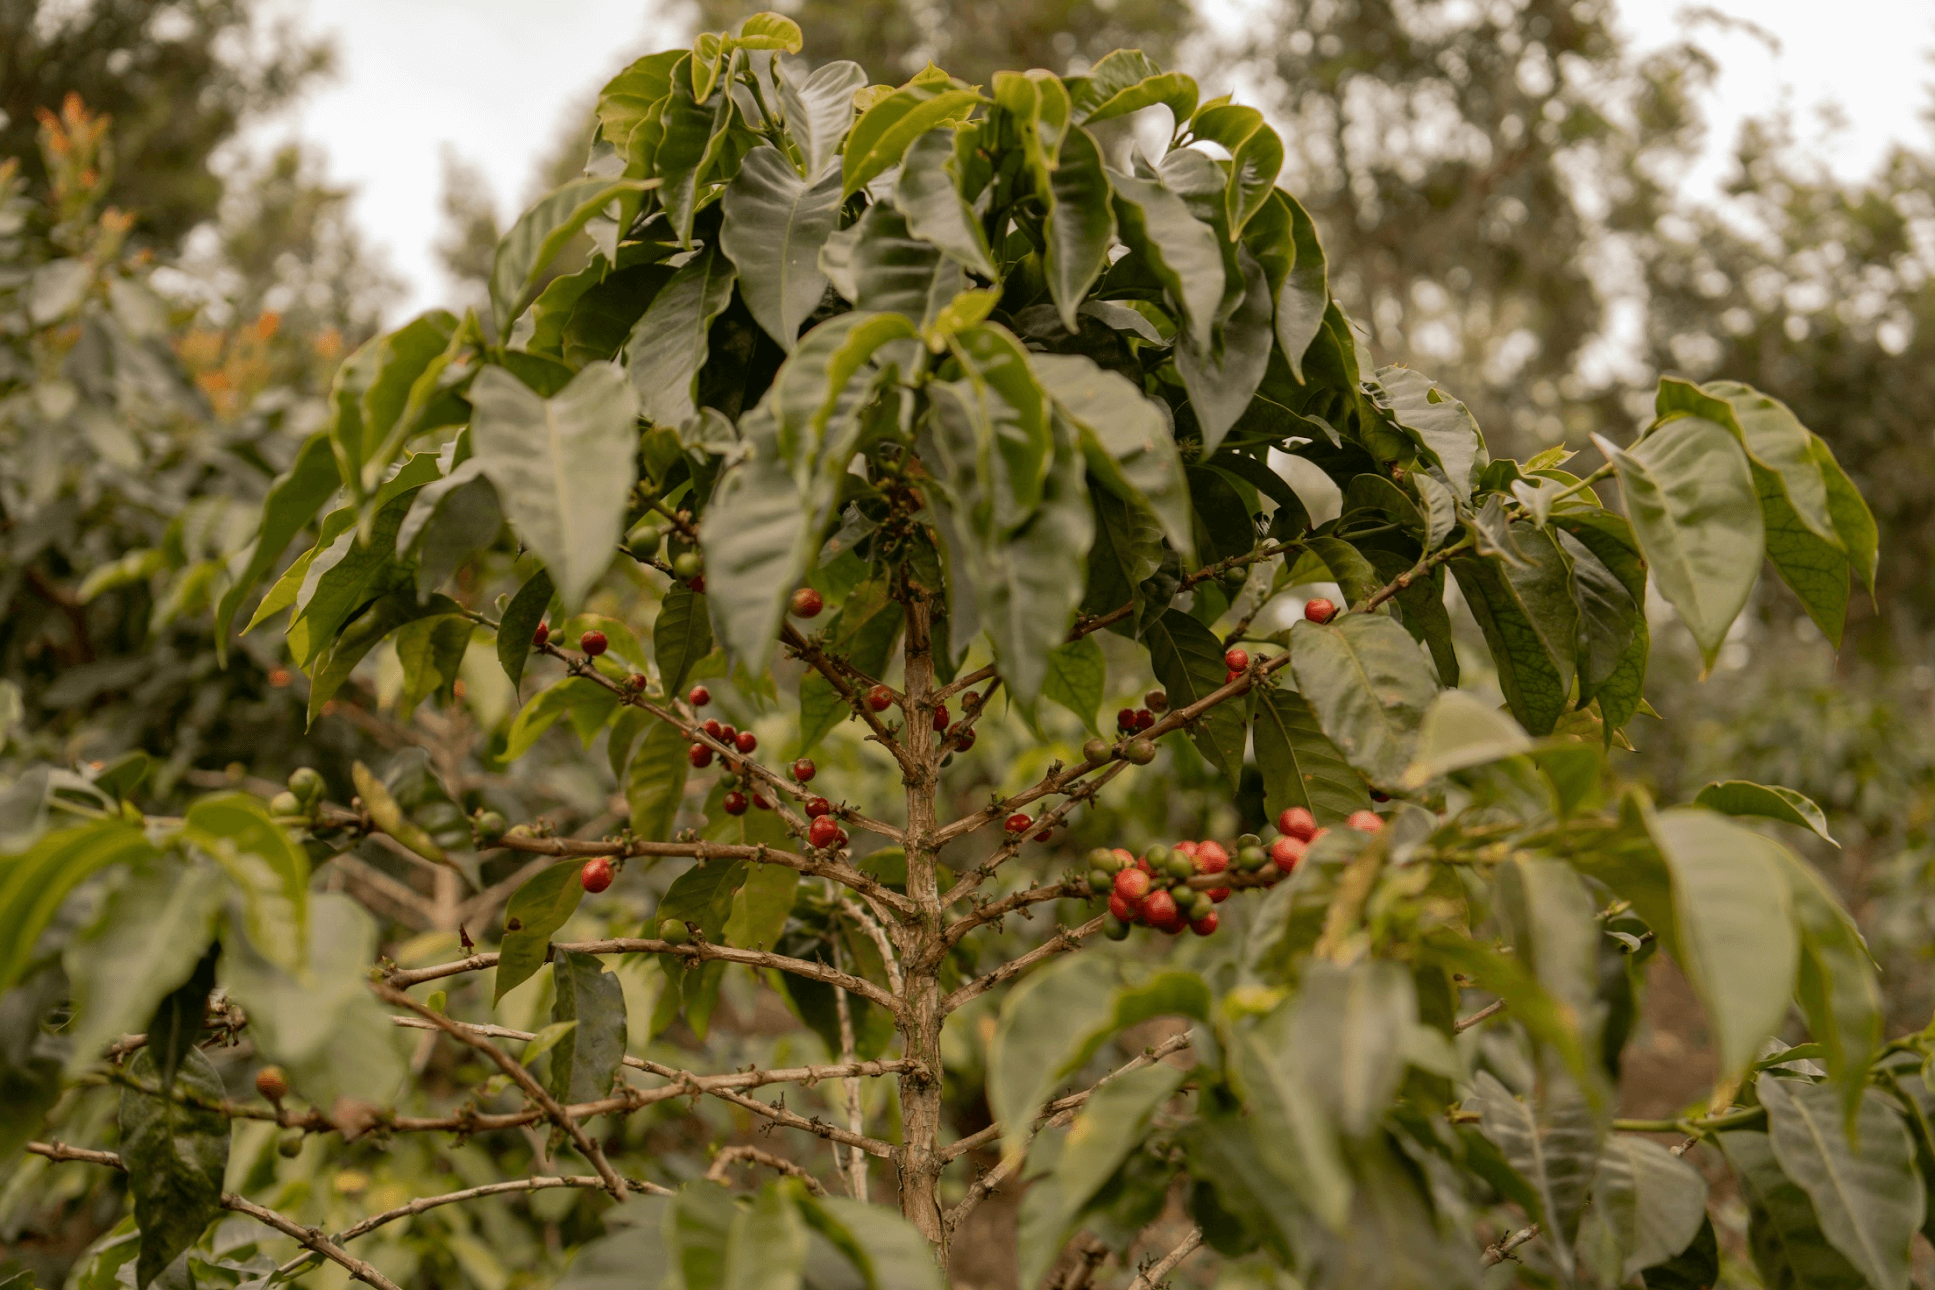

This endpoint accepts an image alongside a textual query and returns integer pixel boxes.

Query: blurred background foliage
[1,0,1931,1285]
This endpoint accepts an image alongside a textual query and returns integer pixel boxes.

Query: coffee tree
[6,18,1921,1290]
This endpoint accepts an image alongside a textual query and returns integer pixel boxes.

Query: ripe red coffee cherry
[1191,912,1220,936]
[580,856,614,893]
[1116,707,1138,733]
[1108,892,1138,922]
[867,685,894,712]
[932,705,950,732]
[1111,848,1136,868]
[719,724,738,743]
[579,630,608,657]
[1034,828,1054,843]
[955,728,977,751]
[1113,868,1152,903]
[961,690,983,711]
[791,758,816,783]
[1304,597,1338,624]
[1270,835,1306,873]
[255,1066,289,1102]
[533,622,549,647]
[734,730,757,754]
[808,816,841,849]
[688,744,714,769]
[1194,842,1229,874]
[703,719,723,738]
[1224,647,1250,672]
[752,793,772,810]
[723,790,748,816]
[1004,812,1032,835]
[688,685,711,708]
[834,827,850,849]
[1225,669,1242,685]
[805,796,832,818]
[1277,807,1318,841]
[1142,889,1181,931]
[688,574,706,593]
[1134,709,1155,731]
[790,587,824,619]
[1370,788,1391,803]
[1347,809,1384,833]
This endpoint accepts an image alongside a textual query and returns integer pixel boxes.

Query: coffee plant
[4,18,1920,1290]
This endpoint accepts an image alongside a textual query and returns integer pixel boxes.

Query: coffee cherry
[1088,868,1116,894]
[1145,690,1168,713]
[1112,848,1137,868]
[688,574,706,593]
[961,690,984,711]
[805,796,832,818]
[1370,788,1391,802]
[721,791,748,816]
[735,730,757,754]
[580,630,608,657]
[702,719,723,739]
[1221,566,1249,592]
[1108,892,1138,922]
[1104,915,1132,941]
[1304,597,1338,624]
[627,672,648,691]
[689,685,711,708]
[672,551,703,579]
[1163,852,1195,881]
[688,744,714,768]
[1225,669,1242,685]
[1082,737,1110,762]
[474,810,507,842]
[1034,828,1054,843]
[658,918,692,945]
[580,856,614,893]
[932,705,950,732]
[809,816,841,849]
[791,758,816,783]
[1145,844,1172,870]
[1116,707,1138,733]
[1134,709,1155,731]
[1270,835,1306,873]
[790,587,824,619]
[1113,869,1152,902]
[1088,848,1120,871]
[1189,889,1217,919]
[1237,832,1261,848]
[720,724,738,743]
[277,1129,305,1158]
[1004,813,1032,835]
[752,793,772,810]
[1347,809,1384,833]
[1190,912,1220,936]
[1125,738,1156,764]
[287,767,325,804]
[255,1066,289,1102]
[268,791,303,817]
[1237,845,1268,872]
[867,685,894,712]
[1143,889,1181,931]
[1197,841,1229,871]
[1277,807,1318,841]
[1224,647,1250,672]
[955,728,977,751]
[834,827,850,849]
[533,622,549,647]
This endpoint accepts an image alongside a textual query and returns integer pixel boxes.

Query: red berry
[1208,886,1232,903]
[1034,829,1053,843]
[735,730,757,754]
[1270,835,1306,873]
[752,793,772,810]
[1370,789,1391,803]
[723,791,748,816]
[720,724,738,743]
[791,759,816,783]
[1277,807,1318,841]
[1108,892,1138,922]
[1174,841,1198,857]
[933,705,950,732]
[1347,810,1384,833]
[1190,912,1220,936]
[703,719,723,738]
[1134,709,1154,731]
[808,816,840,849]
[1116,707,1138,732]
[533,622,549,646]
[1194,842,1229,874]
[580,856,614,893]
[689,685,711,708]
[805,796,832,818]
[790,587,823,618]
[627,673,647,691]
[688,574,705,593]
[1225,669,1242,685]
[579,630,608,657]
[1113,869,1152,902]
[688,744,714,768]
[1304,597,1338,624]
[1142,889,1181,931]
[867,685,894,712]
[1224,648,1250,672]
[954,727,977,751]
[834,827,850,849]
[962,690,983,711]
[1004,812,1032,834]
[1111,848,1135,867]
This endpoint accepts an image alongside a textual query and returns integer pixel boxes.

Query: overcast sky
[248,0,1935,318]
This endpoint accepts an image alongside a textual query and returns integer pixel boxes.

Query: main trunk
[895,590,947,1251]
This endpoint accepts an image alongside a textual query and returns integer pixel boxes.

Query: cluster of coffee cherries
[1088,841,1233,939]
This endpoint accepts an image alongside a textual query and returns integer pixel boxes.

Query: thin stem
[706,1144,825,1194]
[943,915,1107,1013]
[1127,1228,1204,1288]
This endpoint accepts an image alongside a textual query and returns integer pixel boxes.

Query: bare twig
[1454,999,1506,1033]
[1127,1228,1204,1288]
[1481,1224,1540,1266]
[941,1033,1193,1163]
[943,915,1107,1013]
[706,1144,827,1195]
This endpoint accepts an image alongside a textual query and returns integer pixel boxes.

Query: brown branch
[944,877,1087,947]
[1127,1228,1204,1288]
[374,985,627,1201]
[937,760,1132,904]
[1454,999,1507,1033]
[1481,1224,1540,1266]
[941,1033,1194,1163]
[779,623,916,778]
[942,915,1107,1013]
[706,1144,827,1195]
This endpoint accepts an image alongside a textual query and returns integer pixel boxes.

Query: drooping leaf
[1719,1128,1868,1290]
[1070,50,1198,125]
[490,178,655,333]
[1145,609,1247,789]
[495,862,588,1003]
[1590,1135,1709,1280]
[986,956,1117,1164]
[1109,164,1223,352]
[213,431,342,655]
[1472,1069,1600,1274]
[627,717,692,841]
[1034,353,1192,560]
[550,950,628,1105]
[720,144,844,350]
[626,242,739,429]
[1176,244,1274,453]
[1253,684,1370,825]
[1289,614,1439,789]
[1450,526,1577,736]
[62,861,225,1072]
[120,1047,229,1289]
[1773,848,1883,1105]
[894,129,996,279]
[654,584,714,701]
[1040,635,1105,733]
[140,943,218,1094]
[1043,126,1115,332]
[1694,780,1836,844]
[658,858,749,942]
[1761,1076,1921,1290]
[497,568,555,692]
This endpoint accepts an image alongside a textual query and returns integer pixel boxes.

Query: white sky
[247,0,1935,319]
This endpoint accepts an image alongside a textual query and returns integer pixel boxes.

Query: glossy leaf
[495,862,588,1003]
[1451,527,1577,736]
[1040,635,1105,733]
[1290,615,1439,789]
[720,144,843,350]
[1071,50,1198,125]
[1145,609,1247,789]
[1043,126,1115,331]
[1034,352,1193,559]
[1720,1128,1868,1290]
[120,1047,228,1289]
[490,177,655,332]
[654,584,714,701]
[777,59,867,178]
[1176,245,1274,452]
[497,568,555,692]
[1761,1076,1921,1290]
[213,430,342,653]
[550,950,628,1105]
[1109,165,1223,352]
[1253,684,1370,825]
[625,242,739,429]
[843,83,981,197]
[1695,779,1836,844]
[894,129,995,278]
[627,716,692,841]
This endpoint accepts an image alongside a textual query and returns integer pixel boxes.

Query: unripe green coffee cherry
[1164,853,1195,881]
[671,551,703,579]
[1103,915,1132,941]
[287,767,325,804]
[1221,566,1249,592]
[474,811,508,842]
[1087,868,1115,894]
[1236,833,1260,849]
[1144,844,1171,870]
[1124,738,1156,765]
[658,918,692,945]
[1237,845,1268,872]
[1086,847,1119,872]
[1082,737,1110,762]
[1188,889,1216,919]
[277,1129,305,1158]
[268,791,303,817]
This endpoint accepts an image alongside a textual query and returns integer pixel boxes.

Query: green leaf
[354,310,463,491]
[627,717,692,841]
[721,144,844,350]
[1450,530,1577,736]
[800,1195,946,1290]
[1253,684,1370,825]
[1590,1134,1709,1280]
[140,943,218,1095]
[1643,1218,1720,1290]
[1761,1076,1922,1290]
[490,177,655,333]
[120,1047,228,1289]
[1042,125,1115,332]
[1646,806,1798,1081]
[701,452,813,673]
[1040,635,1105,733]
[1304,535,1385,609]
[625,241,739,429]
[723,1184,808,1290]
[652,63,732,244]
[1227,1018,1352,1230]
[1176,245,1274,453]
[819,201,962,325]
[1289,614,1438,790]
[1402,688,1533,786]
[1719,1128,1869,1290]
[1263,189,1328,381]
[1282,958,1415,1139]
[1561,529,1638,707]
[722,863,797,952]
[1773,848,1882,1104]
[735,12,803,50]
[778,59,867,179]
[306,590,464,724]
[894,129,995,279]
[283,471,432,666]
[654,584,714,700]
[986,956,1117,1163]
[1472,1069,1600,1272]
[63,861,225,1073]
[1366,366,1488,494]
[0,822,156,995]
[842,83,981,197]
[394,613,472,716]
[1071,50,1198,125]
[1816,434,1878,596]
[469,361,639,612]
[1145,609,1247,789]
[180,795,309,966]
[1694,780,1836,844]
[505,677,622,761]
[550,950,628,1105]
[659,859,748,941]
[214,430,342,655]
[1109,165,1223,352]
[1034,353,1193,561]
[1594,418,1761,670]
[495,862,587,1003]
[497,568,554,692]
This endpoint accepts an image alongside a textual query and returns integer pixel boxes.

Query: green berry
[1082,736,1111,762]
[1164,853,1195,881]
[658,918,692,945]
[1145,844,1172,869]
[1103,915,1132,941]
[1188,889,1216,919]
[1088,869,1115,894]
[268,791,302,817]
[1236,833,1260,849]
[287,767,325,804]
[672,551,703,579]
[474,811,508,842]
[1237,845,1268,872]
[1124,738,1156,765]
[277,1130,304,1159]
[1086,847,1119,871]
